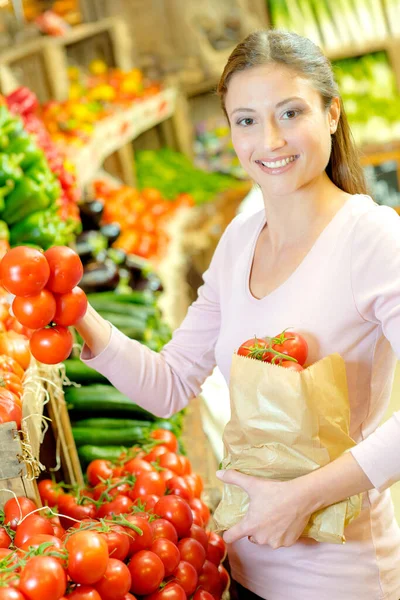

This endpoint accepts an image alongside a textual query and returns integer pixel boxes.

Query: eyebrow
[229,96,304,117]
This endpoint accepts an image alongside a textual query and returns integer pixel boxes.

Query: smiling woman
[75,29,400,600]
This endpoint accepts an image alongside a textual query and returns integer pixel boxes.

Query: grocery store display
[194,117,247,179]
[0,429,229,599]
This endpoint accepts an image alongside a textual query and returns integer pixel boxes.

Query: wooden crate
[0,422,41,509]
[39,364,84,487]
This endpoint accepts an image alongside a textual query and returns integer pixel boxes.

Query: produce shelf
[61,87,178,187]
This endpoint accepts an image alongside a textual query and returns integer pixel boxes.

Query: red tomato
[4,497,37,530]
[159,468,175,484]
[191,511,204,528]
[128,550,165,596]
[122,515,152,556]
[189,524,208,551]
[154,496,193,539]
[206,532,226,566]
[0,331,31,370]
[178,537,206,574]
[170,560,198,595]
[150,518,178,545]
[130,471,166,500]
[0,372,23,399]
[193,590,214,600]
[178,456,192,475]
[12,290,56,330]
[0,355,24,379]
[218,564,230,593]
[143,582,186,600]
[57,494,96,530]
[96,494,133,519]
[0,247,50,297]
[65,531,109,585]
[166,476,194,501]
[123,457,154,476]
[44,247,83,294]
[54,287,87,327]
[29,325,73,364]
[189,498,210,527]
[237,337,267,359]
[265,330,308,366]
[150,538,180,576]
[159,453,184,476]
[185,473,203,498]
[133,494,159,513]
[87,459,114,487]
[143,445,169,463]
[94,558,131,600]
[198,560,223,598]
[123,595,138,600]
[38,479,63,507]
[14,514,54,547]
[0,394,22,429]
[0,589,26,600]
[18,556,67,600]
[149,429,178,452]
[101,526,130,562]
[0,527,11,548]
[65,588,102,600]
[19,533,63,556]
[278,360,304,371]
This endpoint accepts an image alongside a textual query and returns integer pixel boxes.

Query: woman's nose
[262,124,285,152]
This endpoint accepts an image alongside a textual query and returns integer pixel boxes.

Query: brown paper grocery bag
[213,353,362,544]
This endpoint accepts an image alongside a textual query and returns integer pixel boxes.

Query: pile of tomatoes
[0,354,27,430]
[0,246,87,365]
[237,329,309,371]
[0,429,229,600]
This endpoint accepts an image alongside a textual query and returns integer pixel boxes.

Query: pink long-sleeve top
[82,194,400,599]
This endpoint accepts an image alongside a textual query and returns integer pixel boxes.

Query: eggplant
[107,248,127,265]
[80,260,120,293]
[76,230,108,257]
[100,223,121,245]
[79,201,104,230]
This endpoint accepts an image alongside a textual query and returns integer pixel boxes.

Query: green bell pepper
[0,153,23,186]
[9,209,77,249]
[0,110,24,150]
[5,136,45,171]
[1,175,52,225]
[0,181,15,212]
[25,164,61,203]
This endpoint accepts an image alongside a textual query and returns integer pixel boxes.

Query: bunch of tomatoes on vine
[0,429,228,600]
[0,246,87,365]
[238,328,309,371]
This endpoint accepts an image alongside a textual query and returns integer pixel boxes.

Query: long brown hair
[218,30,367,195]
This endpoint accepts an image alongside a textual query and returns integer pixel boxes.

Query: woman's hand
[216,470,313,548]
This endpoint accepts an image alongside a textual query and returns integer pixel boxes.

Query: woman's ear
[328,97,341,134]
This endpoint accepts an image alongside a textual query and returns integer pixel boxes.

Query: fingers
[223,517,252,544]
[216,469,254,493]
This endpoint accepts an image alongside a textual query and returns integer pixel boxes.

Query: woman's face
[225,64,339,197]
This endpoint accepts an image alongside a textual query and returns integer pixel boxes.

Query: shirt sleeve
[80,220,232,419]
[349,204,400,491]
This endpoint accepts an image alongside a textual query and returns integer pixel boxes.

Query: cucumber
[65,384,158,420]
[72,425,151,447]
[64,359,109,385]
[71,418,154,429]
[87,290,155,306]
[89,300,157,319]
[78,444,127,467]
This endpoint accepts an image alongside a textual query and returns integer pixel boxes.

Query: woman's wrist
[290,451,374,514]
[74,303,112,357]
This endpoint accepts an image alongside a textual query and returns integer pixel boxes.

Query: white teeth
[261,156,296,168]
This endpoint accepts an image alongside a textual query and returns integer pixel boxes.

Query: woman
[76,30,400,599]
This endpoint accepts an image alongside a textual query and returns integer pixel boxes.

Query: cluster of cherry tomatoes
[0,429,229,600]
[237,329,309,371]
[0,246,87,365]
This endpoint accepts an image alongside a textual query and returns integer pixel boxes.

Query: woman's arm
[217,451,373,547]
[75,303,112,356]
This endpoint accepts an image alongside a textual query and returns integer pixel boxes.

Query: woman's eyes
[235,109,302,126]
[282,109,301,120]
[236,117,255,127]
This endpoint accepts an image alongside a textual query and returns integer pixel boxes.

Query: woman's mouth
[255,154,299,174]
